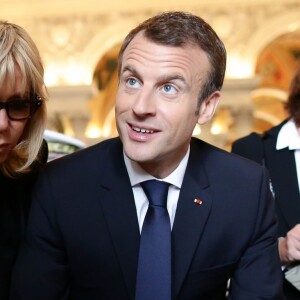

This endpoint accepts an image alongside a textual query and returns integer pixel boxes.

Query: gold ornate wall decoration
[4,0,300,146]
[253,29,300,133]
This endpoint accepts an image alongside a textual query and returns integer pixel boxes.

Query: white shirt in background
[277,119,300,193]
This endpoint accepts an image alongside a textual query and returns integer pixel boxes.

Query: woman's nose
[0,108,10,130]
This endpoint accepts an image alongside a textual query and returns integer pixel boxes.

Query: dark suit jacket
[0,140,48,300]
[232,120,300,299]
[11,137,284,300]
[0,173,34,300]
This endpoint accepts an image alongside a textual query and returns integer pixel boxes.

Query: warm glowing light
[226,54,253,79]
[192,124,201,136]
[44,60,91,86]
[44,64,60,86]
[85,125,102,138]
[63,60,88,85]
[210,123,223,135]
[101,126,111,138]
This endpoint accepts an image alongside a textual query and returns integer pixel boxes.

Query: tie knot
[141,180,169,207]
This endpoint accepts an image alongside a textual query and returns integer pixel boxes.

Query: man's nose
[132,89,156,116]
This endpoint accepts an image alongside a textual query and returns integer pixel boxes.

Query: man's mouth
[132,126,155,134]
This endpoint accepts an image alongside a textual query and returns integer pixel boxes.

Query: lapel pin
[194,198,202,205]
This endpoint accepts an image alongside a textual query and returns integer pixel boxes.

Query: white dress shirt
[124,147,190,232]
[277,119,300,193]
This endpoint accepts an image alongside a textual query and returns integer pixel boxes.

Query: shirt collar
[124,146,190,189]
[277,119,300,150]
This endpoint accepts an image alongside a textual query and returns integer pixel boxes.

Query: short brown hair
[118,11,226,106]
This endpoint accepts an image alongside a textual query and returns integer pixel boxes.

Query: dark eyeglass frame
[0,95,42,121]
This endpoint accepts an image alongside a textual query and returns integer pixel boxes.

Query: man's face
[116,32,220,178]
[0,66,28,164]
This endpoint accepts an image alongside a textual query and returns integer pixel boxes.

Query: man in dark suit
[11,11,284,300]
[232,66,300,300]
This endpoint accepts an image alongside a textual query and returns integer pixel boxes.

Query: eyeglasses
[0,96,42,121]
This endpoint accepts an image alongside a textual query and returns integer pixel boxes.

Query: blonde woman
[0,21,47,299]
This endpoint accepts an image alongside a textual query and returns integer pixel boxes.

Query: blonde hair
[0,21,47,178]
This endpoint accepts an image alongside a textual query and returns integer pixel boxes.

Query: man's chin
[124,147,153,163]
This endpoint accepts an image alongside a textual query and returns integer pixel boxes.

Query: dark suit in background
[232,120,300,299]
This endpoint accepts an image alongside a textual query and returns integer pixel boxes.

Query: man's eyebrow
[121,65,140,77]
[121,66,188,86]
[158,74,187,84]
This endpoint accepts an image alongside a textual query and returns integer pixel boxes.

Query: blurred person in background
[0,20,47,300]
[232,65,300,299]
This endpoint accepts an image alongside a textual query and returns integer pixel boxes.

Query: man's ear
[197,91,221,125]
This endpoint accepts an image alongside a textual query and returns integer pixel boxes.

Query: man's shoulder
[190,139,267,199]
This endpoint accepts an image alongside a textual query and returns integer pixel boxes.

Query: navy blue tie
[135,180,171,300]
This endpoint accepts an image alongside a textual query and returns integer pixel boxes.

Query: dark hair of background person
[285,64,300,127]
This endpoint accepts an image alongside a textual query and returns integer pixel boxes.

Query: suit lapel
[97,139,140,300]
[172,140,213,298]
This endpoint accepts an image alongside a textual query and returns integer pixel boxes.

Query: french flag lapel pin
[194,198,202,205]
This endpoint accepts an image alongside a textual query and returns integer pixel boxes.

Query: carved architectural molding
[2,1,299,146]
[7,1,298,85]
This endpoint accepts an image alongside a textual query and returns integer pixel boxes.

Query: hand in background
[279,224,300,265]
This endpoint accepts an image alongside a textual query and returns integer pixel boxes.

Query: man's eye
[163,84,177,94]
[126,78,140,88]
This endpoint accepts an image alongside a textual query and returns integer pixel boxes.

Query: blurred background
[2,0,300,150]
